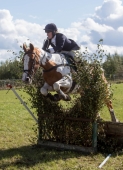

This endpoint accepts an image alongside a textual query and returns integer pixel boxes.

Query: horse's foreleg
[40,83,49,96]
[40,82,62,101]
[40,82,54,99]
[106,100,118,122]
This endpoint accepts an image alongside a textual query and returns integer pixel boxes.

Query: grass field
[0,84,123,170]
[100,83,123,122]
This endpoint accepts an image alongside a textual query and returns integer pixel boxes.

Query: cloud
[0,9,15,34]
[94,0,123,28]
[59,27,81,42]
[29,15,38,19]
[1,0,123,62]
[80,18,114,33]
[73,0,123,53]
[0,50,14,62]
[95,0,123,18]
[14,19,45,43]
[0,9,46,62]
[118,26,123,32]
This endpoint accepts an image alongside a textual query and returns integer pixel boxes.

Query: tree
[103,52,123,78]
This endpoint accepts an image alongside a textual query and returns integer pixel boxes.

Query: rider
[42,23,80,69]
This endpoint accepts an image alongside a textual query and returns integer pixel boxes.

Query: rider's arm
[42,38,57,53]
[42,39,50,51]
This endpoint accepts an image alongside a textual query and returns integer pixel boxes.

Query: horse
[22,43,118,122]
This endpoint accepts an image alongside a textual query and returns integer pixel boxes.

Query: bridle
[23,51,36,78]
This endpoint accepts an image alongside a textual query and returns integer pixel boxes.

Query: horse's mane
[33,47,41,62]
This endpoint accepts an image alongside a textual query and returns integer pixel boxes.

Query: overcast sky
[0,0,123,62]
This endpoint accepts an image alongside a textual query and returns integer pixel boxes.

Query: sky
[0,0,123,62]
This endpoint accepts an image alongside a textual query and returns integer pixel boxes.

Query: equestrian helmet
[44,23,58,33]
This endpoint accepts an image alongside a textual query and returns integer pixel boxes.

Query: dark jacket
[42,33,80,52]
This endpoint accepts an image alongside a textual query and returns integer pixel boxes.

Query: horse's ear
[23,43,27,52]
[30,43,34,51]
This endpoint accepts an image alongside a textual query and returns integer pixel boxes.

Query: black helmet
[44,23,58,33]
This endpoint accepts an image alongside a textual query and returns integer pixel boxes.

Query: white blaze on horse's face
[24,54,30,70]
[22,54,32,84]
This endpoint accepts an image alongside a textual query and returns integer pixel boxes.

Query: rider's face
[47,32,53,39]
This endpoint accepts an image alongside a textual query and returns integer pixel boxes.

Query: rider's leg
[61,48,81,73]
[61,45,80,60]
[60,50,74,58]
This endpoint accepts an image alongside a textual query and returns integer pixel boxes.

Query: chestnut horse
[22,43,117,122]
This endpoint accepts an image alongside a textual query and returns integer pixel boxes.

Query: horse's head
[22,43,40,84]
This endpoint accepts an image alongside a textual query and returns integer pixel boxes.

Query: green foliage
[75,62,108,120]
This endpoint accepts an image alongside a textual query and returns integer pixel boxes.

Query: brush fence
[37,113,97,153]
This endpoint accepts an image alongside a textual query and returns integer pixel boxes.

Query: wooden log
[98,121,123,144]
[39,115,93,122]
[37,140,96,153]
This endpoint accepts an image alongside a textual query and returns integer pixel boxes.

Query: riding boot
[69,56,78,72]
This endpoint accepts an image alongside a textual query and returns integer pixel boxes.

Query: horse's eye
[31,58,34,62]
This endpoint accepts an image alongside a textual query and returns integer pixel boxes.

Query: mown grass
[0,84,123,170]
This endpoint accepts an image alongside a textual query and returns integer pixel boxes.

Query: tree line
[0,59,22,79]
[0,50,23,80]
[0,52,123,80]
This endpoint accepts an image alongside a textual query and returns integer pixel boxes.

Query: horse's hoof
[46,93,61,102]
[63,95,71,101]
[53,94,61,101]
[46,93,54,101]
